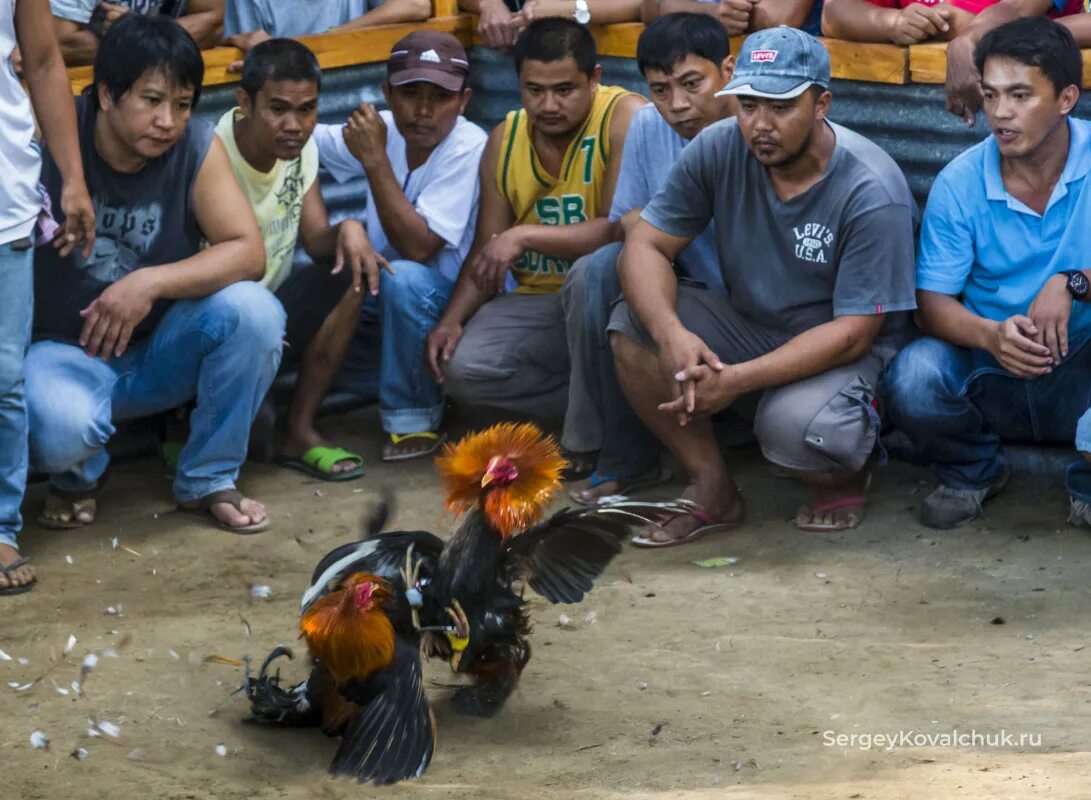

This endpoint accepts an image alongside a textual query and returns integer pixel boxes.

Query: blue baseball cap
[717,26,831,100]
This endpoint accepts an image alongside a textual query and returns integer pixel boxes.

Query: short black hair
[241,38,322,98]
[91,15,204,110]
[636,13,729,77]
[974,16,1082,96]
[512,18,597,78]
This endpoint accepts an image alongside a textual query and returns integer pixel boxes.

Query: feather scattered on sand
[64,634,77,654]
[0,647,10,661]
[65,555,74,565]
[30,731,49,750]
[250,585,272,599]
[215,744,228,757]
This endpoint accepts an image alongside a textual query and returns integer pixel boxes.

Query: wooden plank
[590,21,642,57]
[432,0,459,16]
[908,42,946,84]
[818,38,907,84]
[69,16,472,94]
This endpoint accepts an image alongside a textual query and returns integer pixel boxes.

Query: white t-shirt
[313,112,487,284]
[0,0,42,245]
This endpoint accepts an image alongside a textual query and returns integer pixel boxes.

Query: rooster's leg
[245,646,320,726]
[452,638,531,718]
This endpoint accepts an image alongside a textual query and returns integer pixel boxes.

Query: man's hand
[330,219,392,296]
[426,318,464,383]
[224,29,272,72]
[343,105,389,171]
[618,207,643,238]
[90,2,129,35]
[1027,274,1072,363]
[717,0,756,36]
[945,34,980,125]
[658,363,740,421]
[78,270,158,359]
[654,325,724,425]
[988,315,1054,378]
[55,179,96,259]
[477,0,520,49]
[888,3,950,45]
[469,228,524,294]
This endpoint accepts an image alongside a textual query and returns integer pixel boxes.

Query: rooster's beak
[481,456,502,488]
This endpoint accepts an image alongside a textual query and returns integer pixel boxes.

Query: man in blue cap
[608,26,918,545]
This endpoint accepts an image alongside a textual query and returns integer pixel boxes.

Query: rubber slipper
[36,472,109,530]
[795,494,867,533]
[381,432,448,463]
[276,446,365,481]
[177,488,271,535]
[0,556,37,596]
[568,463,672,506]
[631,497,745,548]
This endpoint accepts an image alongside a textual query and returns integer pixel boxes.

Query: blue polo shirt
[917,117,1091,345]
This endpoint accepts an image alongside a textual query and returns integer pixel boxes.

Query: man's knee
[0,340,25,396]
[883,336,962,423]
[381,261,449,317]
[28,390,113,475]
[204,282,286,353]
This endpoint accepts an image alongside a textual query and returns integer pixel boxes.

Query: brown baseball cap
[387,31,470,92]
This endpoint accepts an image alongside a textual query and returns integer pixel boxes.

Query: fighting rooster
[245,423,675,783]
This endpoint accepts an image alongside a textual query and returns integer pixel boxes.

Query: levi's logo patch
[751,49,778,63]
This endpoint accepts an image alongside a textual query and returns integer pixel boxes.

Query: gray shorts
[607,286,888,473]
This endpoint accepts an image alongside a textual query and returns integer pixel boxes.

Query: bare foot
[281,428,358,476]
[639,481,746,545]
[210,496,267,529]
[0,544,35,591]
[40,492,97,528]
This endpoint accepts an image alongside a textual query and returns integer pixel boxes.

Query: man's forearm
[363,155,441,263]
[917,290,998,350]
[617,238,681,343]
[821,0,897,41]
[730,315,881,395]
[527,0,642,22]
[331,0,431,30]
[24,45,86,186]
[517,219,615,262]
[56,28,99,66]
[143,238,264,301]
[1059,12,1091,46]
[178,11,224,48]
[658,0,717,15]
[438,266,492,326]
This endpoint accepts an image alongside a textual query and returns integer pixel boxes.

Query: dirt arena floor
[4,407,1091,799]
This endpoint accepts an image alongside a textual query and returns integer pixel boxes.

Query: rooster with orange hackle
[244,422,681,784]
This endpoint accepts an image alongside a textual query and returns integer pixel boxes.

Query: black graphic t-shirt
[34,97,214,344]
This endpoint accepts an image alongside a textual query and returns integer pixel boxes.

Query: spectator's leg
[376,261,454,461]
[0,240,35,590]
[26,340,117,527]
[443,293,569,420]
[115,282,285,529]
[754,353,885,531]
[277,265,364,476]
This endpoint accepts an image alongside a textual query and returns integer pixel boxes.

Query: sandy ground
[4,407,1091,800]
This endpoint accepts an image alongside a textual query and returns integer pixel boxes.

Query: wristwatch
[1061,269,1089,301]
[573,0,591,24]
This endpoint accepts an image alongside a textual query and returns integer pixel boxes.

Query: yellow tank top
[496,84,632,294]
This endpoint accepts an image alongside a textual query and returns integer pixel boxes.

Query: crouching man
[28,15,282,533]
[885,18,1091,529]
[611,27,918,546]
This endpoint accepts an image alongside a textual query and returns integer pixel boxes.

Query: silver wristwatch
[573,0,590,23]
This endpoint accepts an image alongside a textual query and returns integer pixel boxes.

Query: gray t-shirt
[641,118,917,347]
[223,0,383,36]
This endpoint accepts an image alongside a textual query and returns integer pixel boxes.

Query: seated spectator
[822,0,967,44]
[0,0,96,596]
[223,0,429,52]
[27,15,281,533]
[214,39,376,480]
[943,0,1085,122]
[313,31,487,462]
[52,0,223,66]
[464,0,642,50]
[563,12,734,504]
[426,18,644,476]
[885,19,1091,529]
[610,27,917,545]
[651,0,822,37]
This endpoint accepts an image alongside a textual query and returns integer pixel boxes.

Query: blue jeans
[0,239,34,551]
[563,243,660,481]
[336,261,453,434]
[883,335,1091,501]
[26,282,284,503]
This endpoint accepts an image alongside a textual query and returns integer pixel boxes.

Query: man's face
[239,79,319,161]
[735,89,828,168]
[518,57,599,137]
[644,54,734,140]
[99,68,194,161]
[383,82,469,151]
[981,56,1075,160]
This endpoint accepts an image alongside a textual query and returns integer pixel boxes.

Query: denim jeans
[25,282,285,503]
[562,243,660,481]
[335,261,453,434]
[883,335,1091,501]
[0,239,34,551]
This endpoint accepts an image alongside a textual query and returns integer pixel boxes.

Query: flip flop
[631,497,745,549]
[568,463,672,506]
[0,556,37,596]
[177,488,271,535]
[381,432,448,463]
[275,446,365,481]
[561,449,598,481]
[795,493,867,533]
[36,471,109,530]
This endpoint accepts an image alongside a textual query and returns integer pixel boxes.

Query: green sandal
[381,432,448,463]
[275,446,365,482]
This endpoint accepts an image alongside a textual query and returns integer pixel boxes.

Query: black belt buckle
[10,237,32,251]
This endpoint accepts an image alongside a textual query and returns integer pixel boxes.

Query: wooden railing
[65,13,1091,94]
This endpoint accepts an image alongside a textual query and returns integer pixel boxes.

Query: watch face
[574,6,590,21]
[1069,271,1089,298]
